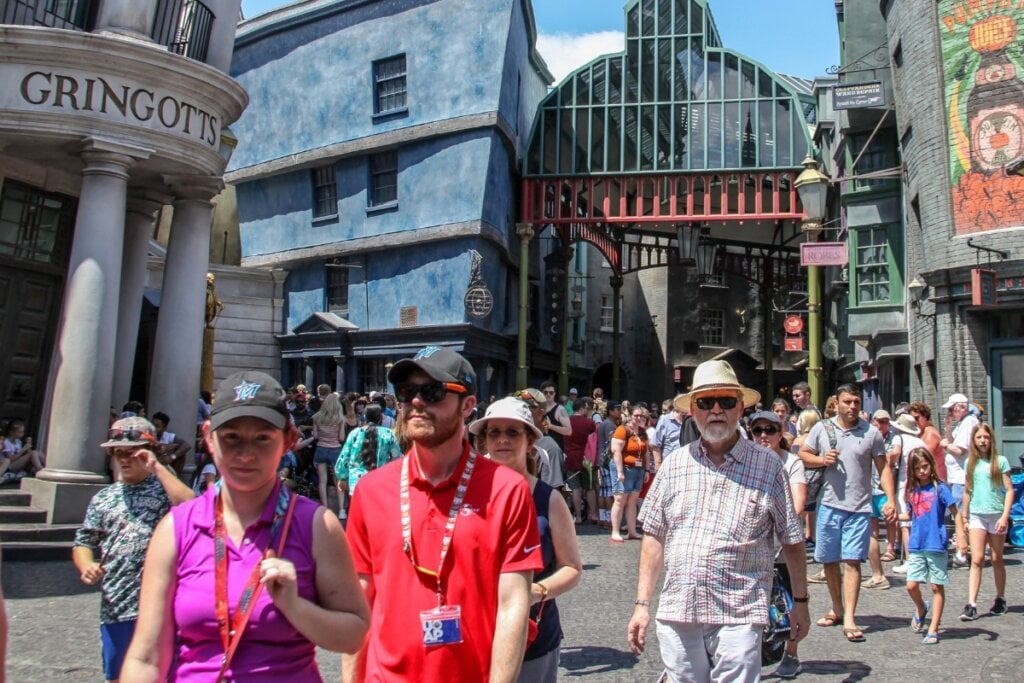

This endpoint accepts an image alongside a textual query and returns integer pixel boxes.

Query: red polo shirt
[346,442,542,681]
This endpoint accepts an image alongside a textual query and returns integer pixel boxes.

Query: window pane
[374,55,407,114]
[369,151,398,206]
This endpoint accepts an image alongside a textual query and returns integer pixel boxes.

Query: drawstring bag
[761,568,793,666]
[526,597,546,645]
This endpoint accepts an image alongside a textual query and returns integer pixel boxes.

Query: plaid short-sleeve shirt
[638,438,803,625]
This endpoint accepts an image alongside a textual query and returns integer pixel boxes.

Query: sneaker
[892,562,909,575]
[808,570,828,584]
[952,554,969,568]
[0,472,15,484]
[772,652,802,679]
[804,538,816,551]
[959,603,978,621]
[991,597,1008,616]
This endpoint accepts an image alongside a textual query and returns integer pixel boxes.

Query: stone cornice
[240,219,507,268]
[0,27,248,120]
[226,111,513,183]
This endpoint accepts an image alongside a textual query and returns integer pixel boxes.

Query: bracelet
[634,599,650,607]
[535,581,549,599]
[792,596,809,603]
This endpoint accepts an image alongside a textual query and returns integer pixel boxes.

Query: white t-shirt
[945,414,979,485]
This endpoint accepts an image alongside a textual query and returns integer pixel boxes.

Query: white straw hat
[468,397,543,439]
[674,360,760,411]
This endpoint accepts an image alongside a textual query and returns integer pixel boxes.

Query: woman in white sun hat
[469,397,582,682]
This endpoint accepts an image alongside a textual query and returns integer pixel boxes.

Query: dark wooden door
[0,266,63,434]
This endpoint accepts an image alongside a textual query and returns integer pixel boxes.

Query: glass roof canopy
[520,0,816,274]
[525,0,812,177]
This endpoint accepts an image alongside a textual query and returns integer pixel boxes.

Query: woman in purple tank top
[121,371,369,682]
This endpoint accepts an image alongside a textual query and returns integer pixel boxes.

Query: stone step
[0,523,79,544]
[0,506,47,524]
[1,541,73,562]
[0,491,32,507]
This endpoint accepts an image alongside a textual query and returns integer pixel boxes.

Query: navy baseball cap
[210,371,290,431]
[388,346,476,391]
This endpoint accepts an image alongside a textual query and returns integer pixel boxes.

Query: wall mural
[941,0,1024,234]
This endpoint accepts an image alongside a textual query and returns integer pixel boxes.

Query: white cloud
[537,31,625,85]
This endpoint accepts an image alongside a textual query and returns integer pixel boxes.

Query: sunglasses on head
[751,425,780,437]
[394,381,468,404]
[694,396,739,411]
[107,428,154,443]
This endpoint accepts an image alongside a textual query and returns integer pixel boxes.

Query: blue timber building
[226,0,552,396]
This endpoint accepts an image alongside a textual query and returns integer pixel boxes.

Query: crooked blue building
[226,0,552,395]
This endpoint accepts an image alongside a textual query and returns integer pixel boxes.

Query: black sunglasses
[107,428,151,443]
[751,426,780,437]
[394,381,468,404]
[694,396,739,411]
[485,428,526,440]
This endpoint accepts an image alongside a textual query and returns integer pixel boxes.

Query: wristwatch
[634,599,650,607]
[792,595,809,603]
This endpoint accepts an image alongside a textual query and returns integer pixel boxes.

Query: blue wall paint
[230,0,522,171]
[239,131,511,258]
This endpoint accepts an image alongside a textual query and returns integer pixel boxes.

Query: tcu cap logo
[415,346,442,360]
[233,380,261,402]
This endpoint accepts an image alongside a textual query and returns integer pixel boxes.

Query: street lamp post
[794,155,831,407]
[515,223,534,389]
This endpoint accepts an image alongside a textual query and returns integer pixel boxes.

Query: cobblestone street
[4,524,1024,681]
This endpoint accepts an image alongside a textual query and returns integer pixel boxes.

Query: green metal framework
[520,1,815,277]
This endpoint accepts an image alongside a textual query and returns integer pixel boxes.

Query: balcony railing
[1,0,95,30]
[152,0,214,62]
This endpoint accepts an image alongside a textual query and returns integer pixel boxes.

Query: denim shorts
[950,483,965,509]
[814,504,871,563]
[906,551,949,585]
[610,460,644,494]
[101,619,137,680]
[313,445,342,466]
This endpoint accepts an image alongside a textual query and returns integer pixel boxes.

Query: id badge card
[420,605,463,646]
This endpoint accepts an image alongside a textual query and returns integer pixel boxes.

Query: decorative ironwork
[464,250,493,318]
[152,0,214,62]
[1,0,94,30]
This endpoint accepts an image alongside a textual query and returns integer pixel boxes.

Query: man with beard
[627,360,809,681]
[799,384,896,643]
[344,346,542,682]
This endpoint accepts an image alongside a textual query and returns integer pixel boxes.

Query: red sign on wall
[784,337,805,352]
[972,269,997,306]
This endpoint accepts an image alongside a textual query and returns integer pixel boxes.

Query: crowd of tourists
[51,345,1018,682]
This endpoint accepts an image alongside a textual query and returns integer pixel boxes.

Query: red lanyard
[213,484,297,680]
[400,442,476,607]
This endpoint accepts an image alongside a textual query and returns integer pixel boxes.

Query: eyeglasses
[394,381,468,404]
[485,428,526,440]
[632,413,646,420]
[694,396,739,411]
[543,389,556,395]
[751,426,780,437]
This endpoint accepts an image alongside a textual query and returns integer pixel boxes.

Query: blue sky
[240,0,839,81]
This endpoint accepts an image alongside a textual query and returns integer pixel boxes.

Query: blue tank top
[524,479,563,660]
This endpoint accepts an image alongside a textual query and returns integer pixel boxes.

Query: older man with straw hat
[627,360,809,682]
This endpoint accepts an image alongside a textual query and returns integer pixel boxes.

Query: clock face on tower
[971,106,1024,171]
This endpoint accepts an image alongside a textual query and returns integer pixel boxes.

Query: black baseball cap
[388,346,476,390]
[210,371,290,431]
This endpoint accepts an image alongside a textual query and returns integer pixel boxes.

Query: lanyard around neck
[213,484,296,677]
[400,442,476,607]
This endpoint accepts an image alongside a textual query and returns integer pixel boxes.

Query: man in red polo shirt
[344,346,542,682]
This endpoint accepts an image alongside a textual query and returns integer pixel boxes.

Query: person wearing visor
[344,346,543,682]
[72,417,194,683]
[121,371,369,681]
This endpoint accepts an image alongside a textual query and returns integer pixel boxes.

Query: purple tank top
[171,484,322,681]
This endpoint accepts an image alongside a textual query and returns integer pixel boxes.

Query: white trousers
[656,621,762,683]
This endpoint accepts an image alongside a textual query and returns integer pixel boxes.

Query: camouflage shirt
[73,476,170,624]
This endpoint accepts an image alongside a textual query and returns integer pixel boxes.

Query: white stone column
[205,0,244,73]
[95,0,159,38]
[38,138,151,484]
[110,195,166,409]
[147,176,223,447]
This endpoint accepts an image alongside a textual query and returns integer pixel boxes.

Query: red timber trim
[521,172,803,225]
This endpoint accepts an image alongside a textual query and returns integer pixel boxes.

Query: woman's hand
[261,549,300,614]
[996,516,1009,535]
[80,561,105,585]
